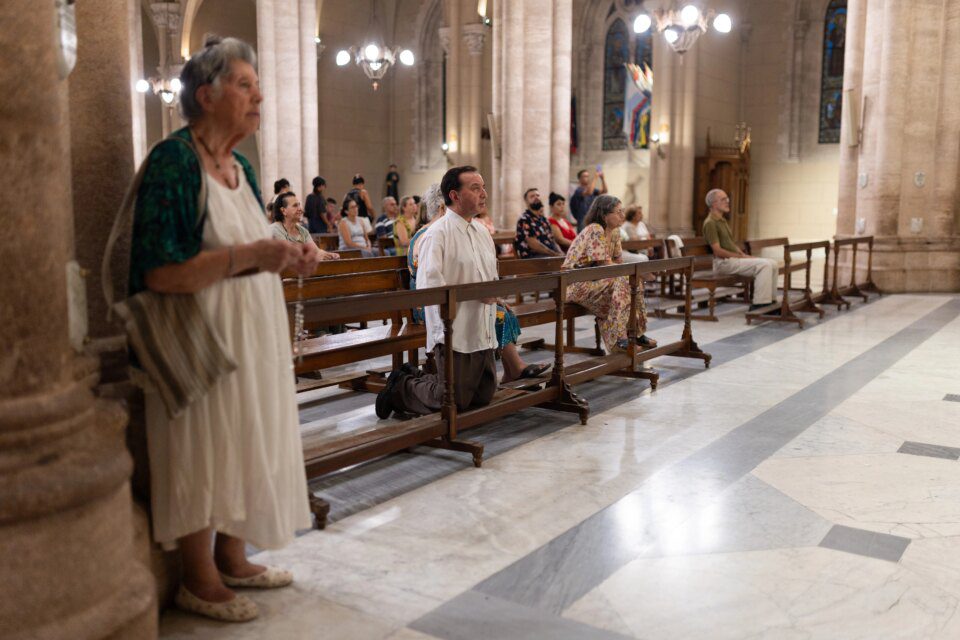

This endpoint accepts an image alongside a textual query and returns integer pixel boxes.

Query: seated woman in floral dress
[562,194,657,352]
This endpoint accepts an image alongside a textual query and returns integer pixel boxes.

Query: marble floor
[160,293,960,639]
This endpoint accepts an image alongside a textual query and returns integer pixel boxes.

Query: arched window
[602,17,653,151]
[819,0,847,143]
[602,19,630,151]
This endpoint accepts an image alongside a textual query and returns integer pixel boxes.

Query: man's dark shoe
[375,369,407,419]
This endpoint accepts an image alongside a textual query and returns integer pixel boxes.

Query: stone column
[836,0,867,234]
[257,0,319,195]
[462,24,487,168]
[69,0,139,351]
[649,41,698,236]
[491,0,572,227]
[550,0,572,197]
[298,0,319,190]
[0,1,156,638]
[836,0,960,291]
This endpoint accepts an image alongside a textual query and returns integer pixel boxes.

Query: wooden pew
[656,237,750,321]
[300,257,711,527]
[496,258,600,354]
[745,240,829,328]
[377,235,396,256]
[831,236,881,304]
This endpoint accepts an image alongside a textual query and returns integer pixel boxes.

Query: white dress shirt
[417,209,498,353]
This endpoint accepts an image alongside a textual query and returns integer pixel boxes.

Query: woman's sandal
[636,335,658,349]
[220,566,294,589]
[517,363,551,380]
[174,585,259,623]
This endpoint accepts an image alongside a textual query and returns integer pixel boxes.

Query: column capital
[438,26,451,54]
[149,2,182,32]
[462,23,487,56]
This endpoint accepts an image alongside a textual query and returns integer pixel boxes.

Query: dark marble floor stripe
[819,524,911,563]
[897,441,960,460]
[309,297,880,523]
[472,298,960,614]
[410,589,632,640]
[943,393,960,403]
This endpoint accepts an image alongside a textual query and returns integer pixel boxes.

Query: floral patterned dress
[561,223,647,352]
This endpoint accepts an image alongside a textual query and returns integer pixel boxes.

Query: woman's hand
[252,238,301,273]
[318,249,339,261]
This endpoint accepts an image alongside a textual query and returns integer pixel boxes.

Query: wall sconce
[909,217,923,234]
[314,36,325,60]
[855,217,866,235]
[650,133,666,159]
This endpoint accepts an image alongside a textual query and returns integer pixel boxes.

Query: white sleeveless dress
[145,166,311,550]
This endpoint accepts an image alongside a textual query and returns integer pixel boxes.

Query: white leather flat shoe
[174,585,259,623]
[220,566,294,589]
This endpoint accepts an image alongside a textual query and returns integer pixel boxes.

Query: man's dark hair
[439,165,478,206]
[274,192,296,222]
[577,169,589,179]
[523,187,539,201]
[325,197,337,205]
[312,176,326,189]
[273,178,290,195]
[352,174,364,186]
[548,192,565,206]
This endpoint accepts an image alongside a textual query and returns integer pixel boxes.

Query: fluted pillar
[69,0,139,350]
[0,1,157,638]
[491,0,572,227]
[837,0,960,291]
[258,0,319,194]
[648,40,698,236]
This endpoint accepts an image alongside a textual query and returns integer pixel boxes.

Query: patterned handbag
[102,136,236,419]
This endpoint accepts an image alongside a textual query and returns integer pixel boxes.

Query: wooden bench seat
[294,323,426,374]
[654,238,750,321]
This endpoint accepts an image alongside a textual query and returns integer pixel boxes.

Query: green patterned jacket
[129,127,263,295]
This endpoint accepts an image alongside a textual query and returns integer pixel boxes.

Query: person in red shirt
[547,192,576,252]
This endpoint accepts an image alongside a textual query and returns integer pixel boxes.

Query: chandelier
[633,3,732,55]
[135,73,182,105]
[335,3,414,90]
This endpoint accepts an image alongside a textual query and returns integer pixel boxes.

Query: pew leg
[542,381,590,425]
[309,494,330,530]
[422,437,485,467]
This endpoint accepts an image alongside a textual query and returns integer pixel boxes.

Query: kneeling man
[703,189,778,311]
[376,166,498,418]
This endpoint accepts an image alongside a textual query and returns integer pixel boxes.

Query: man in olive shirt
[702,189,778,311]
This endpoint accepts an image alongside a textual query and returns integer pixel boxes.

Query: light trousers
[713,257,778,304]
[620,250,649,263]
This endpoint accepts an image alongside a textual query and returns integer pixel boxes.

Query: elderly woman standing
[562,195,657,352]
[128,36,318,623]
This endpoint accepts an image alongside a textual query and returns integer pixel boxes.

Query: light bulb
[441,142,449,151]
[680,4,700,27]
[161,91,174,104]
[650,133,660,143]
[633,14,652,33]
[336,49,351,66]
[664,28,679,44]
[313,36,321,44]
[399,49,415,66]
[135,79,150,93]
[714,13,732,33]
[364,44,380,61]
[169,77,181,93]
[369,61,382,71]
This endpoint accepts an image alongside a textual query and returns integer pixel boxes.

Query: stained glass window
[602,19,629,151]
[602,18,652,151]
[819,0,847,143]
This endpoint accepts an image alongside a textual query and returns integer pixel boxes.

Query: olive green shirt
[702,216,739,254]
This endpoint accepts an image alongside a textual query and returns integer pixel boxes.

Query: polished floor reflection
[160,294,960,639]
